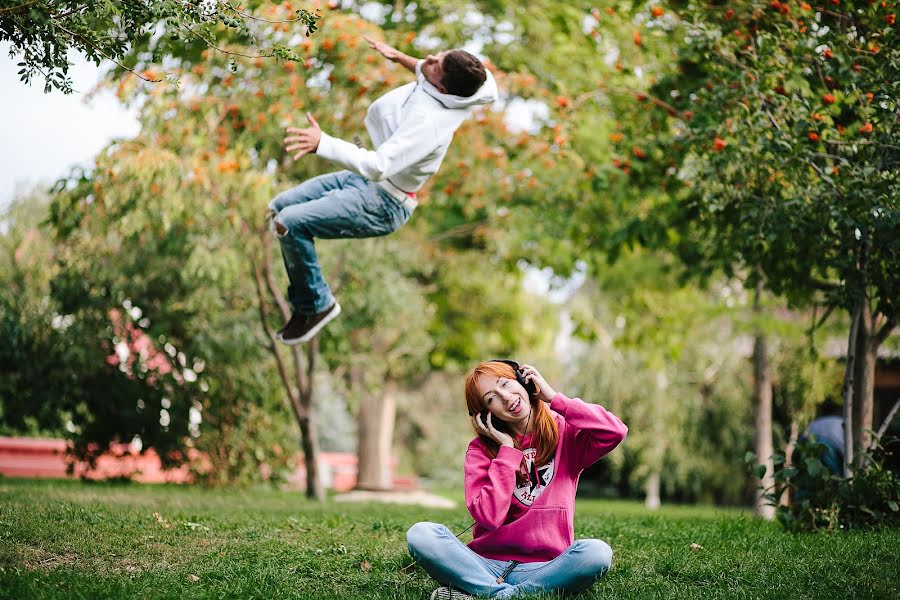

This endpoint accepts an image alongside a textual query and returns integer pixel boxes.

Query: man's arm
[363,35,418,73]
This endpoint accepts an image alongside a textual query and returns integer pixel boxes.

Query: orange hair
[464,361,559,484]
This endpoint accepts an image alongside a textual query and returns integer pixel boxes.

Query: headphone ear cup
[489,359,537,396]
[516,369,538,397]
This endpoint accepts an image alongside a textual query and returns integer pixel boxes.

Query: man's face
[421,51,448,93]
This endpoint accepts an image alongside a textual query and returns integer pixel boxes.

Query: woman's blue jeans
[268,171,413,315]
[406,522,613,598]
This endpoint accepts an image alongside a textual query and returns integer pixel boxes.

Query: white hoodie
[315,60,498,193]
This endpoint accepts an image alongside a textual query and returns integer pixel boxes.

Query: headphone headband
[489,358,521,370]
[487,359,536,397]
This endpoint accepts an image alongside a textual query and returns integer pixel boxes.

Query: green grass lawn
[1,478,897,599]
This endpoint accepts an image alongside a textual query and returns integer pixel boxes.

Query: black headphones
[489,359,538,397]
[468,359,539,417]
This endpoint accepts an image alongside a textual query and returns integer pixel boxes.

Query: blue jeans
[268,171,413,314]
[406,522,612,598]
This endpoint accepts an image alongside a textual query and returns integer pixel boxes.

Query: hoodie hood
[417,61,499,110]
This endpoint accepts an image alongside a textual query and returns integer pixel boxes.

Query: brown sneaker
[277,303,341,345]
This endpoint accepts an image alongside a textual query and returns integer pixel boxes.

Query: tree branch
[825,139,900,152]
[52,21,163,82]
[225,3,319,24]
[808,303,835,335]
[809,277,840,292]
[251,254,305,420]
[874,317,896,347]
[0,0,44,15]
[304,339,317,398]
[50,4,91,20]
[428,218,486,243]
[806,160,840,190]
[583,85,687,123]
[763,109,783,132]
[874,398,900,443]
[260,223,291,321]
[184,22,277,60]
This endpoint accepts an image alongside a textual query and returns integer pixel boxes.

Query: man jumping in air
[270,36,498,344]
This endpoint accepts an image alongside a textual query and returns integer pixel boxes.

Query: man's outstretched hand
[284,113,322,160]
[362,34,400,61]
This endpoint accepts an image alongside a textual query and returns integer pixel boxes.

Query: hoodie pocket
[491,505,572,560]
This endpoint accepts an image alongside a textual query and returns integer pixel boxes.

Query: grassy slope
[1,478,897,599]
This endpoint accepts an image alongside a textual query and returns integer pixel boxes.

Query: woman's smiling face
[475,374,532,426]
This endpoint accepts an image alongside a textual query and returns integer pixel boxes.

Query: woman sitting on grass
[407,360,628,599]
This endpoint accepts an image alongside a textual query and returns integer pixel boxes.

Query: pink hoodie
[464,393,627,563]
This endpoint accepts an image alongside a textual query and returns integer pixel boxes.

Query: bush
[756,436,900,532]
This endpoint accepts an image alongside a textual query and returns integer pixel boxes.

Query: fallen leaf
[360,560,372,571]
[187,574,200,582]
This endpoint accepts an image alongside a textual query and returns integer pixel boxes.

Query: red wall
[0,437,415,491]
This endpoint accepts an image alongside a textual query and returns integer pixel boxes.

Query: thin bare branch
[184,22,276,60]
[825,139,900,151]
[874,318,896,347]
[710,47,752,73]
[809,277,840,291]
[808,303,835,334]
[428,218,486,243]
[251,254,305,420]
[50,4,91,20]
[807,160,840,190]
[305,339,317,398]
[226,3,318,24]
[763,109,782,132]
[260,224,291,321]
[582,85,686,124]
[874,398,900,443]
[292,343,306,398]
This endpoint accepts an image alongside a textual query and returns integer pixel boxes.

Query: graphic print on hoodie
[514,447,555,506]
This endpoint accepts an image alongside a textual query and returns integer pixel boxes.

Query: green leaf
[805,457,824,478]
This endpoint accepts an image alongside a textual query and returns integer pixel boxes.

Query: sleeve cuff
[495,445,523,469]
[549,392,570,415]
[315,132,338,161]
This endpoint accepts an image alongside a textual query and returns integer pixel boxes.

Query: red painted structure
[0,437,415,491]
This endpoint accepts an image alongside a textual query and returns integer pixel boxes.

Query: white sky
[0,43,140,209]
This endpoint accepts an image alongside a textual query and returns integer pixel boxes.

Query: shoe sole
[279,303,341,345]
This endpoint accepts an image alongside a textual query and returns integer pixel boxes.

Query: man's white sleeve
[316,113,439,182]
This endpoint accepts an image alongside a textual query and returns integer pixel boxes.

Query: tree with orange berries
[610,0,898,478]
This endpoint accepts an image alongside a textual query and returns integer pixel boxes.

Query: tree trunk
[253,232,324,500]
[645,471,661,510]
[852,296,877,465]
[298,341,324,501]
[752,282,775,520]
[842,302,861,477]
[356,377,397,490]
[781,420,799,507]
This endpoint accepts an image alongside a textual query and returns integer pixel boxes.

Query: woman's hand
[362,34,400,61]
[472,413,515,448]
[520,364,557,403]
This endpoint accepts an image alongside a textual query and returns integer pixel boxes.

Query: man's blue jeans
[268,171,413,315]
[406,522,613,598]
